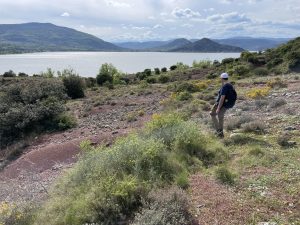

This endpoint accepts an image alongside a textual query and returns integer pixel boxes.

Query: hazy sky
[0,0,299,41]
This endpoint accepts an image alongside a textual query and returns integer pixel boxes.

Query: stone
[284,126,297,131]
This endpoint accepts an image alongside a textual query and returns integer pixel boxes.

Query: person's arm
[216,95,226,113]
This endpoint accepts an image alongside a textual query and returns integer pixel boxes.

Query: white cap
[220,72,229,79]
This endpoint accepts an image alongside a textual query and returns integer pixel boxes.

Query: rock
[284,126,297,131]
[112,131,119,135]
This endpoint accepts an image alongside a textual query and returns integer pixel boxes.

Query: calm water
[0,52,240,77]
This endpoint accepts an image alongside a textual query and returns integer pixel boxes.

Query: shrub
[225,115,254,131]
[55,113,77,130]
[36,113,221,225]
[215,166,236,185]
[176,91,193,101]
[268,98,287,108]
[241,120,266,134]
[161,67,167,73]
[248,147,265,157]
[18,72,29,77]
[61,69,85,99]
[96,63,117,85]
[130,187,193,225]
[158,74,170,83]
[154,68,160,75]
[3,70,16,77]
[0,78,67,148]
[255,99,269,109]
[85,77,97,88]
[0,202,36,225]
[277,133,293,148]
[222,58,235,65]
[146,76,157,84]
[170,65,177,71]
[174,82,199,93]
[144,69,152,76]
[247,87,271,99]
[253,67,269,76]
[266,78,287,89]
[193,60,212,69]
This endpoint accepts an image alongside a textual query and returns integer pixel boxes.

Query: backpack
[226,85,237,108]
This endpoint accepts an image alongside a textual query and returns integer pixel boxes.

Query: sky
[0,0,300,42]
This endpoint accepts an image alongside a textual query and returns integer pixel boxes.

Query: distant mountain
[113,41,170,50]
[149,38,192,51]
[0,22,124,53]
[172,38,244,52]
[214,37,291,51]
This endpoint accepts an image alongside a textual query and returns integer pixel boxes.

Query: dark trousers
[210,103,227,131]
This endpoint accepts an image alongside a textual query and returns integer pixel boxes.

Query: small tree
[97,63,118,85]
[170,65,177,71]
[154,68,160,75]
[3,70,16,77]
[144,69,152,77]
[60,69,85,99]
[18,72,29,77]
[161,67,167,73]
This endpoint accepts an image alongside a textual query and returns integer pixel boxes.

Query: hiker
[210,72,237,138]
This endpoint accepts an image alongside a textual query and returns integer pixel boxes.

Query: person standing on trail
[210,72,237,138]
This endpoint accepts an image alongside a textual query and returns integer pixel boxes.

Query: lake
[0,52,240,77]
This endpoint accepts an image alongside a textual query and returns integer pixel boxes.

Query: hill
[113,40,169,50]
[148,38,192,51]
[0,22,124,53]
[172,38,244,52]
[215,37,291,51]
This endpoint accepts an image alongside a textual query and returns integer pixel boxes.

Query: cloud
[207,12,251,23]
[61,12,70,17]
[172,7,201,18]
[153,24,163,29]
[105,0,131,8]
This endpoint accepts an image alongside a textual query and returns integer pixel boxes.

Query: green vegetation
[0,77,68,148]
[60,69,86,99]
[34,113,225,225]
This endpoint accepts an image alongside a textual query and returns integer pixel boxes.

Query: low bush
[170,65,177,71]
[215,166,236,185]
[266,78,287,89]
[246,87,271,99]
[225,115,254,131]
[0,202,36,225]
[241,120,266,134]
[2,70,16,77]
[158,74,170,83]
[60,69,86,99]
[55,113,77,130]
[253,67,269,76]
[35,113,224,225]
[97,63,118,85]
[130,187,193,225]
[176,91,193,101]
[174,82,199,93]
[268,98,287,108]
[0,78,67,148]
[193,60,212,69]
[255,99,269,109]
[161,67,167,73]
[248,147,265,157]
[146,76,157,84]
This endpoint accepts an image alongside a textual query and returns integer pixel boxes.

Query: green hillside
[0,23,124,53]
